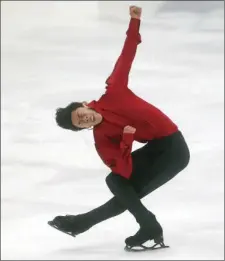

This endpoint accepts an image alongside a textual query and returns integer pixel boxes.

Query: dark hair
[55,102,85,131]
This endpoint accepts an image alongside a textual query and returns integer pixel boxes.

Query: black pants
[85,131,190,226]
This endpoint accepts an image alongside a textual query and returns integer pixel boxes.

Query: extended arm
[106,6,142,91]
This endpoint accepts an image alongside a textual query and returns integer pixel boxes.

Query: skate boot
[125,213,169,251]
[48,214,93,237]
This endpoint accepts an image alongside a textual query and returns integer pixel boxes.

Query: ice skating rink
[1,1,224,260]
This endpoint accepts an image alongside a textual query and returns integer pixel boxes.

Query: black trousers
[85,131,190,226]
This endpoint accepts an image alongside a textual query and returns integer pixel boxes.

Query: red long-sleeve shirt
[88,18,178,179]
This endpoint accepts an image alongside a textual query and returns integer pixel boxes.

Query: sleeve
[105,18,142,92]
[95,133,134,179]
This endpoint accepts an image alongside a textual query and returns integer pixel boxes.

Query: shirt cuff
[130,17,141,29]
[122,132,134,145]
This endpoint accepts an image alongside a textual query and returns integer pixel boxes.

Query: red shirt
[88,18,178,179]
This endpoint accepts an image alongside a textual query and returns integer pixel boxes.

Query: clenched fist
[123,125,136,134]
[129,6,142,20]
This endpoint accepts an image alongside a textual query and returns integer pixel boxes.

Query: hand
[123,125,136,134]
[129,6,142,20]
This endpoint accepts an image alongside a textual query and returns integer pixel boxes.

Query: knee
[181,146,190,170]
[105,173,128,190]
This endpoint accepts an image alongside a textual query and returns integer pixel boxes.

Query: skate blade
[125,242,169,252]
[48,221,76,237]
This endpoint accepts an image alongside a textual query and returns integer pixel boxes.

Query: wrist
[131,16,141,20]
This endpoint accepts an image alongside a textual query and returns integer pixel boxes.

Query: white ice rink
[1,1,224,260]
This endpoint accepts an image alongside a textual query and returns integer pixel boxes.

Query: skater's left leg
[106,131,190,247]
[105,172,163,248]
[124,131,190,247]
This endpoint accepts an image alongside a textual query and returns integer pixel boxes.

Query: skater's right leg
[50,196,126,235]
[84,196,126,224]
[48,145,150,234]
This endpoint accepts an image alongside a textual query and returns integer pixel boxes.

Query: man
[48,6,190,250]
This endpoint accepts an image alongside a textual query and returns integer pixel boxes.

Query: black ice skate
[124,215,169,252]
[48,214,92,237]
[125,232,169,252]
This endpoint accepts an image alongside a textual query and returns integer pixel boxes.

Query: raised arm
[106,6,142,91]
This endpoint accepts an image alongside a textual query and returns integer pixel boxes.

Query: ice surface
[1,1,224,260]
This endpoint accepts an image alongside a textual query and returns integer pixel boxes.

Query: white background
[1,1,224,260]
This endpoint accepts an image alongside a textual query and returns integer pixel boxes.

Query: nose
[84,115,89,123]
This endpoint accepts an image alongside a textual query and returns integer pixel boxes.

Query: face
[71,103,103,129]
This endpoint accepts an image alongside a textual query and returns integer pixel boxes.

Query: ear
[82,101,89,108]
